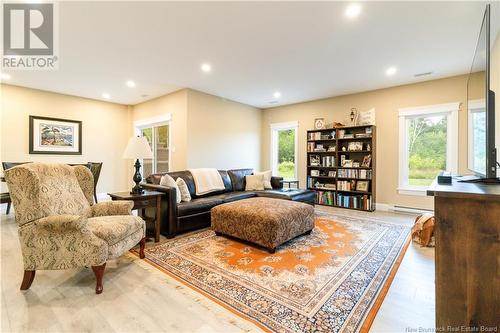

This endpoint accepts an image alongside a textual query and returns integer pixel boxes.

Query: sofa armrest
[34,214,87,231]
[271,176,283,189]
[90,201,133,217]
[141,183,178,237]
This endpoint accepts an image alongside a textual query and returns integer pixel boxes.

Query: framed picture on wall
[29,116,82,155]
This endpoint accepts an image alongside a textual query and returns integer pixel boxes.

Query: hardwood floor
[0,205,435,332]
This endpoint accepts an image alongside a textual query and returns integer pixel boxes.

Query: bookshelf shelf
[307,125,376,211]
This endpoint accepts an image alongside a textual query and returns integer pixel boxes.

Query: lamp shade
[122,136,153,159]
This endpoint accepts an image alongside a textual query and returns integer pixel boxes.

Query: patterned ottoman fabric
[211,197,315,251]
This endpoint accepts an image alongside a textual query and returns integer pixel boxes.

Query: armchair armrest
[34,214,87,231]
[90,201,133,217]
[271,176,284,189]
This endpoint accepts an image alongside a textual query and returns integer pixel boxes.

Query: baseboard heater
[391,205,434,214]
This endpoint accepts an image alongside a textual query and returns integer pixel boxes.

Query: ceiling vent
[414,71,433,77]
[268,100,279,104]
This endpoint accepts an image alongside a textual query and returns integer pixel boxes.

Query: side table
[107,191,163,242]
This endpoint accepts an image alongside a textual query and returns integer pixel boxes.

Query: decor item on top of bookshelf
[356,181,369,192]
[361,154,372,167]
[358,108,375,125]
[314,118,325,129]
[349,108,359,126]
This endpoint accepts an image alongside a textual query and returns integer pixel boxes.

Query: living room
[1,2,499,333]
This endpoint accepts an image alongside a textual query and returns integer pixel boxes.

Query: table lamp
[122,136,153,194]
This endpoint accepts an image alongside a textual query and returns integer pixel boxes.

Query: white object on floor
[189,168,225,195]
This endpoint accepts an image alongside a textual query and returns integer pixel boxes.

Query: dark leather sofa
[141,168,315,238]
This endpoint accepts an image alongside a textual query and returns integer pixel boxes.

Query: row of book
[336,194,372,210]
[308,131,335,140]
[314,192,373,210]
[337,169,372,179]
[315,191,335,206]
[307,177,336,189]
[337,180,356,191]
[310,155,336,167]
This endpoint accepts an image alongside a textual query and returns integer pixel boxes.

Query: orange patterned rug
[137,212,410,332]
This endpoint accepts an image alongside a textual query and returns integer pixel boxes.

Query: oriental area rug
[136,212,410,333]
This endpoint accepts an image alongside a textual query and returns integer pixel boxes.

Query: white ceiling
[2,1,498,108]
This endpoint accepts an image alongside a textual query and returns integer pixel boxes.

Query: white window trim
[398,102,459,195]
[133,114,172,174]
[467,99,486,172]
[270,121,299,180]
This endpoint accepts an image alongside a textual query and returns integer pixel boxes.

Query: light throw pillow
[160,174,181,204]
[245,174,265,191]
[176,177,192,202]
[255,170,272,189]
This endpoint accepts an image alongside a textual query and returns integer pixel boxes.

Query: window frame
[270,121,299,180]
[398,102,459,195]
[467,99,486,174]
[134,114,172,176]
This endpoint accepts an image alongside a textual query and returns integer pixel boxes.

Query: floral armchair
[4,163,146,294]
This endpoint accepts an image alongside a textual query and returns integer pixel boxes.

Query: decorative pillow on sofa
[176,177,192,202]
[255,170,272,189]
[160,174,181,204]
[245,174,265,191]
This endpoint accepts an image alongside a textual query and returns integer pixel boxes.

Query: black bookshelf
[306,125,376,212]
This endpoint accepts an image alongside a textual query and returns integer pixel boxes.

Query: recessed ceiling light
[102,93,111,99]
[385,66,397,76]
[1,73,11,80]
[273,91,281,99]
[201,63,212,73]
[126,80,136,88]
[345,3,362,18]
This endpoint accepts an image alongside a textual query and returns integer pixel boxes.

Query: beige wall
[186,89,261,170]
[131,89,262,171]
[261,74,473,210]
[0,84,132,193]
[131,89,188,171]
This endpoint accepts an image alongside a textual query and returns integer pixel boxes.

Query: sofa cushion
[177,197,224,217]
[210,191,256,203]
[147,170,232,198]
[228,168,254,191]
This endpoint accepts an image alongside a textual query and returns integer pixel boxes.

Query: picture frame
[314,118,325,130]
[361,154,372,168]
[347,141,363,151]
[356,181,369,192]
[29,116,82,155]
[353,162,360,168]
[311,170,320,177]
[328,170,336,177]
[342,159,353,167]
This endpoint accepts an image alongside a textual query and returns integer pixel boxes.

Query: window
[398,103,459,195]
[134,115,171,177]
[467,99,486,174]
[271,121,298,180]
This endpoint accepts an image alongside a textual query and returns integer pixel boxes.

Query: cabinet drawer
[133,198,156,209]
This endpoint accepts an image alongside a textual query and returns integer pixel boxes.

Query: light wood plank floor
[0,205,435,332]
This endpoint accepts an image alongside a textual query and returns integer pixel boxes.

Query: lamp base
[130,159,144,195]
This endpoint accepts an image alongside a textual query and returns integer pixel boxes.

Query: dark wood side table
[107,191,164,243]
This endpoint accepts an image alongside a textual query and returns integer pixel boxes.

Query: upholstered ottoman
[211,197,315,253]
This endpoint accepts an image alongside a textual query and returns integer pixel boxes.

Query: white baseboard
[376,203,433,215]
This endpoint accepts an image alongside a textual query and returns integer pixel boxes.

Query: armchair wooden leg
[6,202,11,215]
[139,237,146,259]
[20,270,36,290]
[91,263,106,294]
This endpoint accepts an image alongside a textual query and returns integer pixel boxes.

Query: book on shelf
[337,169,372,179]
[308,130,336,141]
[337,180,357,191]
[336,193,372,210]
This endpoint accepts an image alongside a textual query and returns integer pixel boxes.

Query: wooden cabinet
[428,179,500,329]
